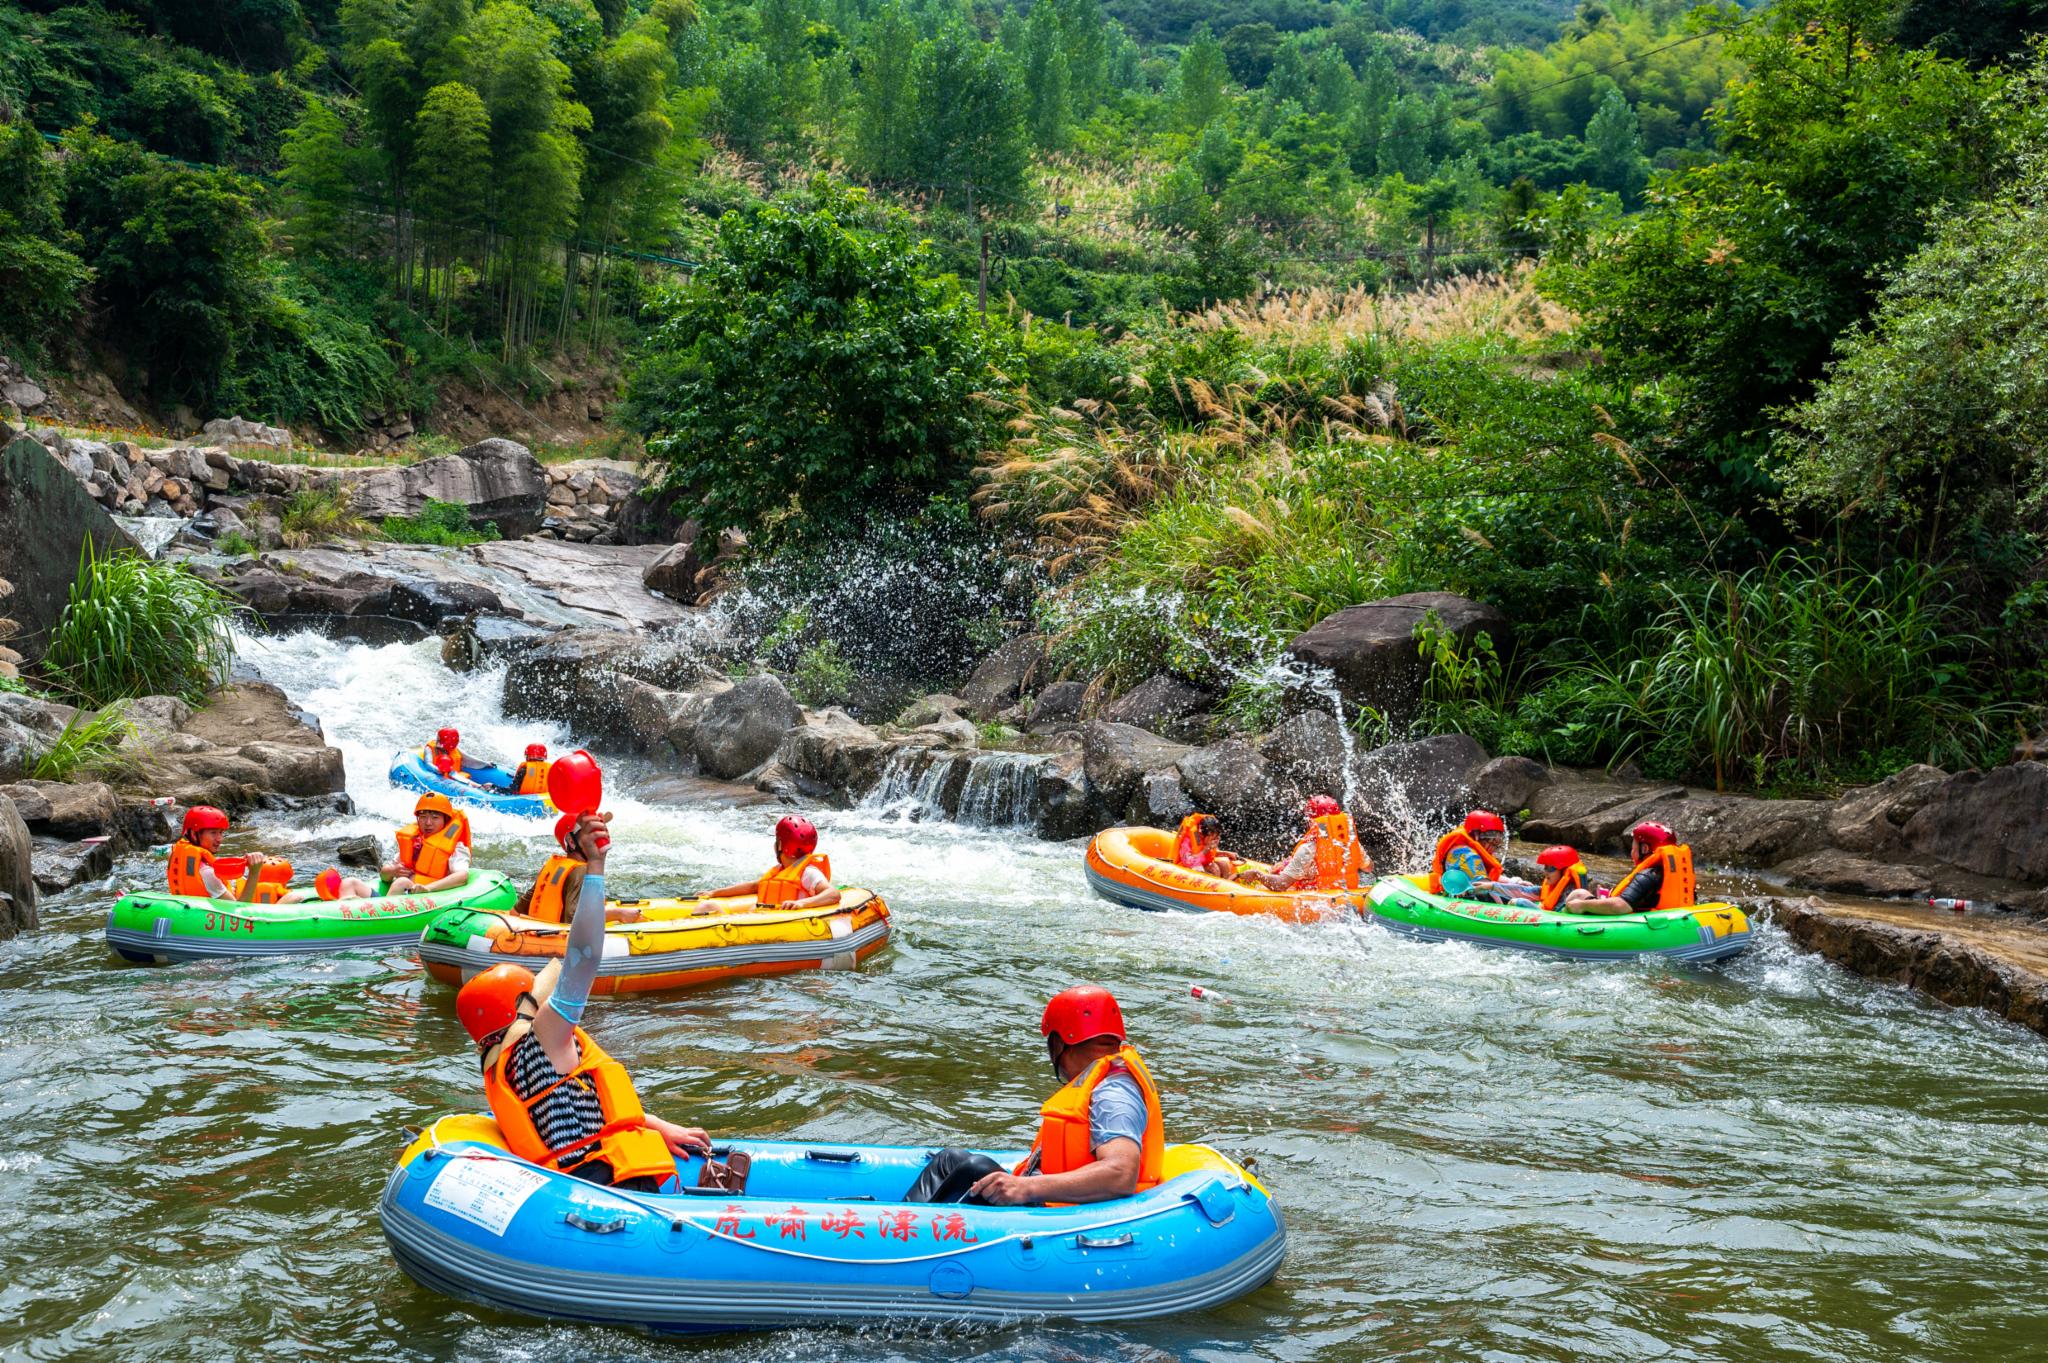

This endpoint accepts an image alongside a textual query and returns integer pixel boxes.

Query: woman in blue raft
[381,821,1286,1331]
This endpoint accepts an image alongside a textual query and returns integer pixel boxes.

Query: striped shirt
[504,1031,603,1156]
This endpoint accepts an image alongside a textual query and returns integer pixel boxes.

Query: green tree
[1583,82,1646,203]
[1022,0,1071,150]
[852,1,918,181]
[412,81,491,325]
[279,100,363,259]
[114,67,241,163]
[908,24,1027,204]
[1221,22,1279,86]
[0,122,89,356]
[632,181,1015,539]
[1173,25,1229,132]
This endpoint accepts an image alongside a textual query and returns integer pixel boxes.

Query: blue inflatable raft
[382,1115,1286,1332]
[388,748,554,819]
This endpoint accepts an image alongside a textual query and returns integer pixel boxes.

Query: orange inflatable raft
[1084,826,1368,923]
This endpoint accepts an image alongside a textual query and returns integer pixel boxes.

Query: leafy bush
[31,702,134,781]
[632,180,1018,542]
[381,499,500,546]
[224,261,405,436]
[214,531,257,557]
[43,548,239,706]
[280,486,372,547]
[791,639,856,707]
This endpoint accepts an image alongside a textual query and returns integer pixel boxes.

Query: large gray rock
[642,538,699,601]
[116,681,347,815]
[1826,765,1950,857]
[1520,775,1688,852]
[959,636,1046,718]
[1348,734,1489,858]
[1258,710,1349,798]
[31,834,115,894]
[1285,592,1510,723]
[343,438,547,537]
[502,628,708,732]
[0,437,140,665]
[897,694,970,729]
[200,415,292,451]
[1904,762,2048,883]
[1035,748,1095,839]
[1098,673,1217,743]
[0,692,80,783]
[0,779,122,839]
[1080,721,1192,818]
[0,794,35,937]
[1027,680,1088,731]
[1179,739,1305,858]
[775,709,889,791]
[1468,755,1552,817]
[466,539,688,631]
[692,674,802,779]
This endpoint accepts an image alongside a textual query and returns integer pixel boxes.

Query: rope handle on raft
[419,1127,1243,1265]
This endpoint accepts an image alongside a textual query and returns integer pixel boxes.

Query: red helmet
[437,727,460,749]
[1464,810,1506,834]
[456,963,537,1045]
[1304,794,1342,818]
[1537,845,1580,871]
[1041,985,1127,1046]
[554,811,580,850]
[525,743,548,760]
[181,805,230,837]
[775,815,818,859]
[1631,821,1675,850]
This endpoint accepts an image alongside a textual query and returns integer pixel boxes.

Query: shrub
[281,485,373,546]
[791,639,856,707]
[43,548,239,706]
[381,499,500,546]
[31,702,134,781]
[214,531,257,557]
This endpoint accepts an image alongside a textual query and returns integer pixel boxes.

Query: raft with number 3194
[105,871,518,963]
[1365,873,1752,962]
[380,1114,1285,1332]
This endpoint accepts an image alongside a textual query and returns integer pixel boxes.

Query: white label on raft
[601,934,630,959]
[829,916,852,939]
[423,1157,550,1236]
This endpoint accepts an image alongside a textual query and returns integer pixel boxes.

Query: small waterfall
[860,748,962,822]
[954,750,1046,828]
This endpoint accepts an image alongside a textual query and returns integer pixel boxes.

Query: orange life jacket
[483,1025,675,1186]
[525,854,583,924]
[167,840,290,903]
[1015,1044,1166,1194]
[1612,843,1696,911]
[395,812,471,882]
[425,742,464,776]
[513,760,552,795]
[1429,828,1504,895]
[1174,814,1215,870]
[1538,862,1587,913]
[1286,811,1369,891]
[758,851,830,906]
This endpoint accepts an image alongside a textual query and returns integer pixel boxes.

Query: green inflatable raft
[105,871,517,964]
[1364,873,1752,963]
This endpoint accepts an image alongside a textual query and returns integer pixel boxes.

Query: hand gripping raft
[381,1118,1285,1332]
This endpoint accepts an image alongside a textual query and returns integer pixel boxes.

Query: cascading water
[6,628,2048,1363]
[953,750,1046,828]
[858,747,959,822]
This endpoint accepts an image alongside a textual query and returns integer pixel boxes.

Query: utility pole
[966,181,987,315]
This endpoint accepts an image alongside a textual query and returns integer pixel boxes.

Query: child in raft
[1173,814,1240,878]
[168,806,316,903]
[701,816,840,909]
[1534,845,1594,912]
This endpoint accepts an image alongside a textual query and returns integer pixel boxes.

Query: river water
[4,631,2046,1363]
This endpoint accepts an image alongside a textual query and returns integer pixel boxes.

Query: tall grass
[280,484,374,546]
[43,547,239,706]
[1186,265,1577,350]
[1546,553,2020,789]
[380,498,500,546]
[30,702,134,780]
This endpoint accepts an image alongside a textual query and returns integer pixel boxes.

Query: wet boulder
[0,779,122,839]
[1026,681,1088,732]
[1468,755,1552,818]
[0,794,35,936]
[776,709,889,791]
[959,636,1046,719]
[0,692,79,783]
[1035,748,1095,839]
[692,674,802,779]
[1286,592,1510,724]
[896,694,970,729]
[1098,673,1217,743]
[1519,775,1687,852]
[1773,851,1937,900]
[1179,739,1305,858]
[1080,722,1192,820]
[503,628,706,733]
[31,835,114,894]
[0,437,139,666]
[1904,762,2048,883]
[1257,710,1349,799]
[337,834,382,868]
[343,438,547,537]
[1348,734,1489,854]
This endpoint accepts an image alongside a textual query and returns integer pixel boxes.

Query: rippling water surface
[4,631,2047,1363]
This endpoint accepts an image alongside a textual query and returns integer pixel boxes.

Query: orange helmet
[1537,845,1580,871]
[457,963,537,1045]
[181,805,230,837]
[1042,985,1126,1046]
[415,792,458,820]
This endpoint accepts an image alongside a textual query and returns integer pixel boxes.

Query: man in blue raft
[454,811,713,1191]
[903,985,1166,1206]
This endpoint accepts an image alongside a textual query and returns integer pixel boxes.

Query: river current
[3,630,2046,1363]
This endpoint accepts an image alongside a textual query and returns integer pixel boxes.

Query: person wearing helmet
[701,815,839,909]
[515,810,642,924]
[1571,822,1698,914]
[382,792,474,895]
[1535,845,1592,913]
[1427,809,1536,902]
[511,743,552,796]
[1243,795,1373,892]
[456,811,711,1191]
[902,985,1165,1207]
[167,806,307,903]
[423,727,480,784]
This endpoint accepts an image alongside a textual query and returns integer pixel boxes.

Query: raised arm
[534,812,610,1071]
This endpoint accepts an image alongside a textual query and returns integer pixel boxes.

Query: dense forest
[0,0,2044,790]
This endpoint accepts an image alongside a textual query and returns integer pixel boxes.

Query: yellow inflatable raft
[416,889,892,995]
[1084,826,1367,923]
